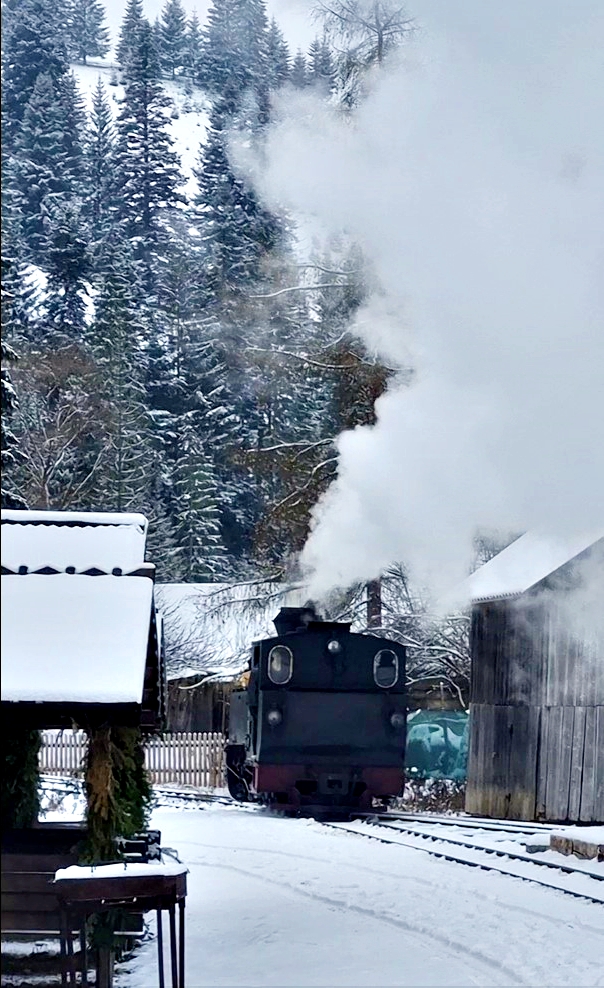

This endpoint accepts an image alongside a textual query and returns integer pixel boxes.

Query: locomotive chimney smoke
[246,0,604,599]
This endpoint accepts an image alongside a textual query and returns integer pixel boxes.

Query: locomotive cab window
[373,649,398,688]
[268,645,293,685]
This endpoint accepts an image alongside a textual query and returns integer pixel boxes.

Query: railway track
[324,817,604,905]
[40,777,603,903]
[40,776,231,806]
[362,810,558,834]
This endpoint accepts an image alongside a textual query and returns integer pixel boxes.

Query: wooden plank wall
[466,703,540,819]
[467,589,604,822]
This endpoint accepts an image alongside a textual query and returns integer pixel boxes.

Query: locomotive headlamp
[390,712,406,730]
[267,708,282,726]
[327,639,342,654]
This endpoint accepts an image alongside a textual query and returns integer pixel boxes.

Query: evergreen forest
[1,0,401,586]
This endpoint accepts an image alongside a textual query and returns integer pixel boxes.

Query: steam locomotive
[225,606,407,814]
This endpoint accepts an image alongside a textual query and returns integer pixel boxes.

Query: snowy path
[116,805,604,988]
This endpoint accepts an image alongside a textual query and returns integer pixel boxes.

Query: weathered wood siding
[166,678,235,733]
[466,584,604,822]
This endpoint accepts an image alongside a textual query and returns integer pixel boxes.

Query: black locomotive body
[225,606,407,813]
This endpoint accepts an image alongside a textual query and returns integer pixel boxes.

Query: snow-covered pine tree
[87,239,156,513]
[86,77,115,244]
[66,0,110,65]
[191,87,301,562]
[171,423,228,581]
[193,96,283,297]
[56,70,88,188]
[266,18,290,90]
[184,11,203,84]
[146,232,241,569]
[8,74,71,259]
[144,494,181,581]
[116,0,144,70]
[199,0,268,109]
[152,17,164,60]
[308,36,335,94]
[290,49,308,89]
[1,0,69,150]
[159,0,188,79]
[1,254,28,508]
[112,19,183,284]
[44,201,91,346]
[228,261,339,566]
[8,68,88,262]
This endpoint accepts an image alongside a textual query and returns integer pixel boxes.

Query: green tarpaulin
[406,709,469,781]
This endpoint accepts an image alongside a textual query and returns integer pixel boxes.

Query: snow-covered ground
[71,60,210,200]
[98,801,604,988]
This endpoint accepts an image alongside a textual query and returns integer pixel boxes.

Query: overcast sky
[104,0,317,54]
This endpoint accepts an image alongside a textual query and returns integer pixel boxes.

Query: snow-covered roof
[1,573,154,704]
[157,582,307,681]
[1,510,147,574]
[464,528,604,604]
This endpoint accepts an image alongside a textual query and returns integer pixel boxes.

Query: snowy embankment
[111,804,604,988]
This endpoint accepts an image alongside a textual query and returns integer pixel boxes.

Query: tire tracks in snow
[176,838,604,938]
[187,856,530,987]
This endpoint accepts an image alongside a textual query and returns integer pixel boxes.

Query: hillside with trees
[2,0,391,575]
[1,0,473,691]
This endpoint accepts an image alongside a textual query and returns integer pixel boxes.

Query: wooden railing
[39,730,225,789]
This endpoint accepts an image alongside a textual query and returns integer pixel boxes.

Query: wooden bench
[2,824,83,936]
[2,824,158,983]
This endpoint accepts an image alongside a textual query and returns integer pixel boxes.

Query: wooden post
[96,947,114,988]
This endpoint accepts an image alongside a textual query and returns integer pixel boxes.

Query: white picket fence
[39,730,225,789]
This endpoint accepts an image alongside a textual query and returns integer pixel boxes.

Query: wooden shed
[464,529,604,822]
[1,509,166,944]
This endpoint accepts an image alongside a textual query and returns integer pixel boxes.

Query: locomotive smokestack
[273,605,319,636]
[366,579,382,629]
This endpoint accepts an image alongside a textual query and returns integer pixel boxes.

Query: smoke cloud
[253,0,604,598]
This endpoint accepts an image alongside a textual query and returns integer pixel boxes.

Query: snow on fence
[39,730,225,789]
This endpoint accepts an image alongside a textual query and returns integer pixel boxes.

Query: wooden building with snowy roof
[1,509,165,731]
[464,528,604,823]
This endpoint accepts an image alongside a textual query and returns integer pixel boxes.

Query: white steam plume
[251,0,604,598]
